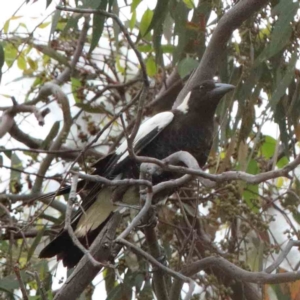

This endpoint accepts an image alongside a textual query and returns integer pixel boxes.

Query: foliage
[1,0,300,299]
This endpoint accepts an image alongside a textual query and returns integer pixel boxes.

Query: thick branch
[143,225,169,300]
[137,151,300,186]
[1,227,57,240]
[0,193,66,214]
[182,254,300,285]
[32,83,72,193]
[53,213,122,300]
[0,103,49,138]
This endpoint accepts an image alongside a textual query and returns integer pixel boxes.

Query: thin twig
[56,6,148,86]
[25,271,47,300]
[264,240,300,273]
[116,186,152,241]
[14,264,28,300]
[0,203,14,271]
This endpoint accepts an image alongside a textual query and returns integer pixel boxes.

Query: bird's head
[176,80,235,114]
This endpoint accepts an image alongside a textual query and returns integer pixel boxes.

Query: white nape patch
[116,111,174,163]
[176,91,191,114]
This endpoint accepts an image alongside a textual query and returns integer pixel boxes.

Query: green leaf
[106,284,123,300]
[106,270,135,300]
[27,57,38,71]
[163,13,173,43]
[112,2,120,47]
[243,159,259,212]
[255,0,298,65]
[182,0,195,9]
[131,0,142,12]
[4,43,17,68]
[89,0,108,53]
[46,0,52,8]
[129,10,136,30]
[9,153,22,194]
[75,103,108,114]
[27,226,47,262]
[146,56,157,77]
[71,77,83,103]
[0,43,4,83]
[134,273,144,293]
[0,146,11,159]
[277,156,289,169]
[137,44,152,53]
[143,0,170,36]
[139,9,153,37]
[161,44,174,53]
[0,261,47,294]
[269,52,297,109]
[3,19,10,34]
[0,276,21,294]
[260,135,276,159]
[170,0,189,63]
[274,100,289,156]
[108,0,115,10]
[177,57,198,78]
[38,21,51,29]
[17,54,27,70]
[116,55,125,74]
[49,9,61,39]
[0,43,4,69]
[41,121,60,150]
[61,15,80,37]
[104,268,116,295]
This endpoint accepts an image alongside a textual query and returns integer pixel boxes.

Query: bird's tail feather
[39,212,113,268]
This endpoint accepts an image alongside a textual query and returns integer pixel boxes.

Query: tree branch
[53,213,122,300]
[182,252,300,285]
[0,193,66,214]
[32,82,72,193]
[137,151,300,186]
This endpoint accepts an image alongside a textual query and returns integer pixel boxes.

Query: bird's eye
[199,85,205,90]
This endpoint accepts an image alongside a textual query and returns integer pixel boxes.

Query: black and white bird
[39,80,234,268]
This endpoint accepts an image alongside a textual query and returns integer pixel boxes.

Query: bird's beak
[210,83,235,98]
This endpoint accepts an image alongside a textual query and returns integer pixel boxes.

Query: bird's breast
[140,114,214,168]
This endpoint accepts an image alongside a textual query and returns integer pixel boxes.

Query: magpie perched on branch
[39,80,234,268]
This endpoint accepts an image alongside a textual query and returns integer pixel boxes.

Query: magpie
[39,80,234,268]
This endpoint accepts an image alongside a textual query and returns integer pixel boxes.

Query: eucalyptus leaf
[255,0,298,65]
[139,9,153,37]
[178,57,198,78]
[89,0,108,53]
